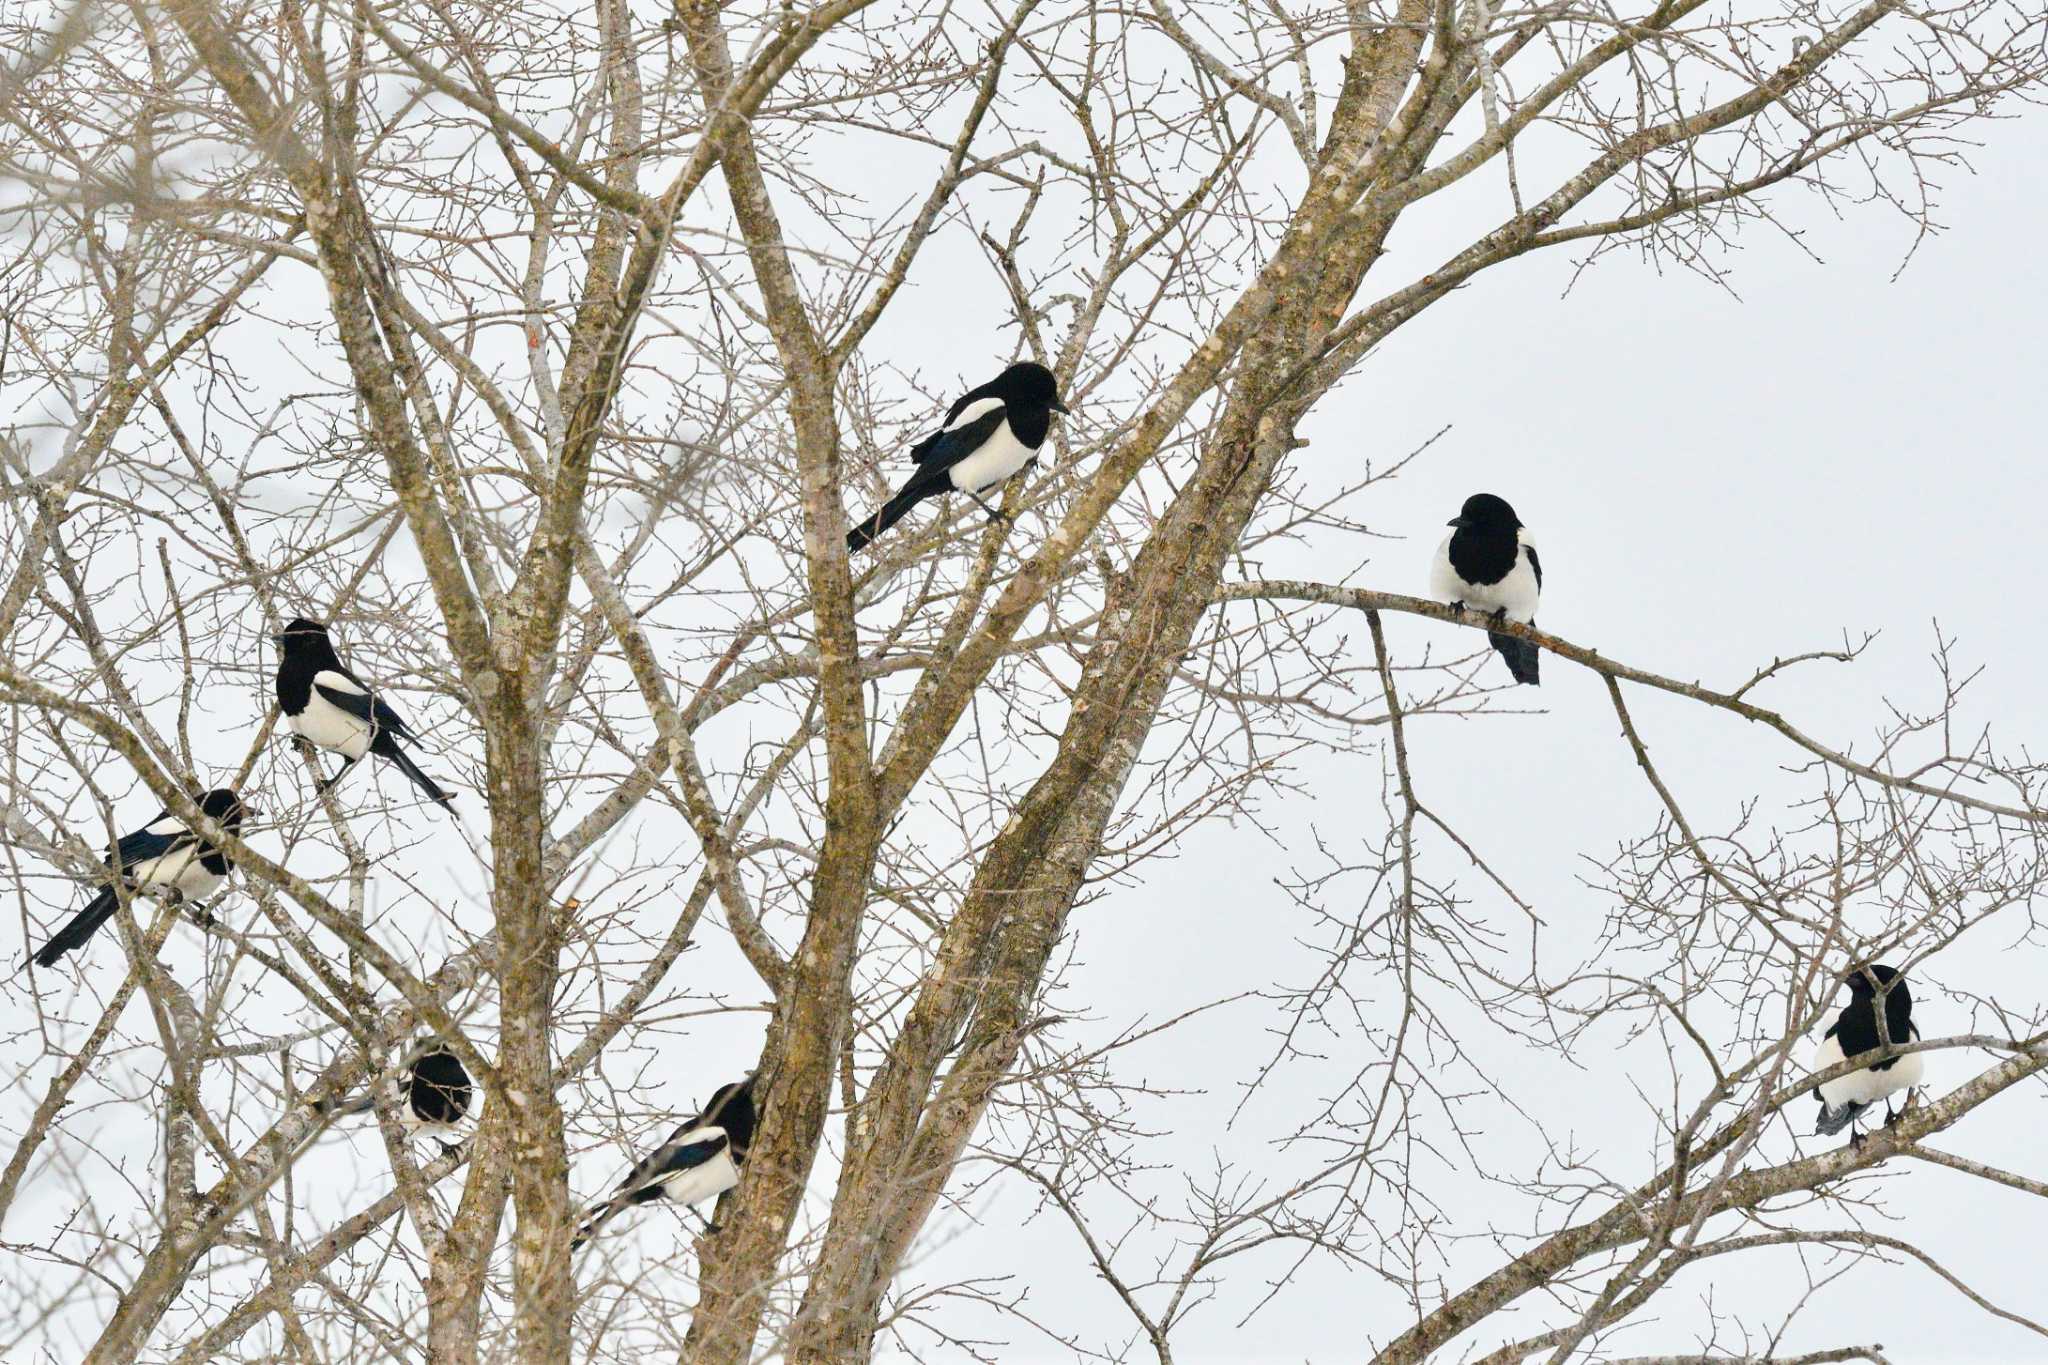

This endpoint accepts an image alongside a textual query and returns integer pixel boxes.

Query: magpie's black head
[197,788,250,828]
[706,1073,759,1151]
[274,618,342,668]
[1844,963,1903,996]
[1448,493,1521,532]
[274,617,334,650]
[413,1040,469,1079]
[702,1073,757,1121]
[993,362,1068,415]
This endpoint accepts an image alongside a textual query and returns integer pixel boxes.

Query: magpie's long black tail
[32,886,118,969]
[1489,627,1541,686]
[571,1197,625,1252]
[846,480,936,553]
[382,742,456,811]
[319,1093,379,1119]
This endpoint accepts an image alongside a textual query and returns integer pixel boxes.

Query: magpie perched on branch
[846,362,1069,553]
[325,1040,475,1146]
[574,1074,758,1250]
[1431,493,1543,685]
[1813,962,1923,1141]
[274,618,454,811]
[31,787,251,969]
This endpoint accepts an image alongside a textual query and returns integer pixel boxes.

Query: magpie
[573,1074,757,1250]
[325,1040,475,1145]
[32,788,250,969]
[1431,493,1542,685]
[846,362,1069,552]
[274,618,454,810]
[1812,963,1924,1140]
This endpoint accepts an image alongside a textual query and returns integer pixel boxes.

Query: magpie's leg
[1850,1128,1867,1151]
[316,755,358,793]
[964,489,1008,525]
[1490,606,1509,624]
[1883,1102,1899,1127]
[693,1208,720,1235]
[185,898,219,931]
[438,1139,464,1159]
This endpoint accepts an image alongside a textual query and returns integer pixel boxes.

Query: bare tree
[1,0,2044,1361]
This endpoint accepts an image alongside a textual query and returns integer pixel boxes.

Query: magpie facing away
[1431,493,1542,686]
[32,788,250,969]
[574,1074,758,1250]
[274,618,454,811]
[1812,963,1923,1140]
[401,1043,474,1139]
[846,362,1069,553]
[326,1040,475,1144]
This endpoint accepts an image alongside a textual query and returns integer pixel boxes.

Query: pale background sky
[933,103,2048,1361]
[4,22,2046,1362]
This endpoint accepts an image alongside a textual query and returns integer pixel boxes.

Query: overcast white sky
[933,105,2048,1362]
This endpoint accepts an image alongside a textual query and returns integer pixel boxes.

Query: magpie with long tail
[846,362,1069,553]
[574,1074,757,1250]
[274,618,455,811]
[1812,962,1923,1141]
[1431,492,1543,685]
[31,787,251,968]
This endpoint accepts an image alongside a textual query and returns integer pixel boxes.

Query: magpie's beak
[1447,516,1471,529]
[1051,398,1071,415]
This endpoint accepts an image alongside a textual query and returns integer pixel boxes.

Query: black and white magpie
[1812,963,1923,1139]
[1431,493,1542,686]
[325,1040,475,1145]
[32,787,250,969]
[400,1042,474,1141]
[573,1074,758,1250]
[845,362,1069,552]
[274,618,454,811]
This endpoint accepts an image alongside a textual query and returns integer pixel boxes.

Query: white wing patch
[943,395,1004,433]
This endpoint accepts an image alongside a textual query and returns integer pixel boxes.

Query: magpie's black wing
[614,1128,730,1196]
[107,823,189,875]
[1526,544,1543,591]
[653,1135,729,1178]
[314,677,421,745]
[908,379,1004,463]
[904,406,1009,474]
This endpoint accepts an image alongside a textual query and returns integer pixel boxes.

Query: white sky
[928,107,2048,1362]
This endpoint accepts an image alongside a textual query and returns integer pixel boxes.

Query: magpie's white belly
[656,1150,740,1207]
[1814,1031,1923,1108]
[291,690,373,759]
[129,845,221,901]
[947,421,1037,495]
[1431,535,1540,623]
[404,1115,463,1143]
